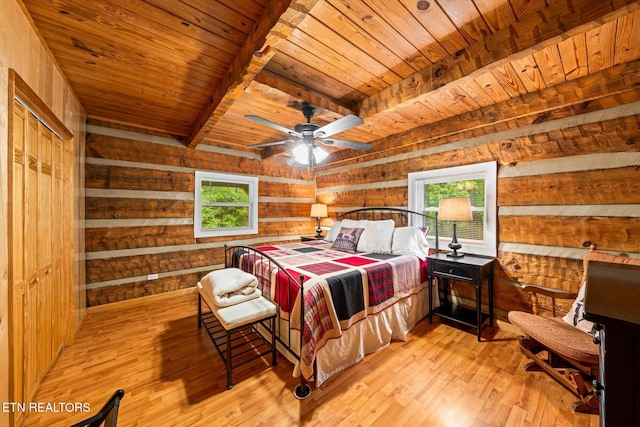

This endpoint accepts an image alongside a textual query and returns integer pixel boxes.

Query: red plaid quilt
[239,241,429,381]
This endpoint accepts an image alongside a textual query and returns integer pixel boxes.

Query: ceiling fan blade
[313,114,364,138]
[286,156,297,166]
[322,138,372,151]
[245,115,301,137]
[248,139,295,148]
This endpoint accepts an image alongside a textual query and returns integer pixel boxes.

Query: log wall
[85,66,640,324]
[84,125,316,306]
[316,94,640,320]
[1,1,87,424]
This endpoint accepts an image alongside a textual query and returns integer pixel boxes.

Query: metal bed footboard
[223,244,311,399]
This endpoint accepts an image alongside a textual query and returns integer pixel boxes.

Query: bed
[197,207,439,398]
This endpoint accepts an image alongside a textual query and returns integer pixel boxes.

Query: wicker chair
[508,249,640,413]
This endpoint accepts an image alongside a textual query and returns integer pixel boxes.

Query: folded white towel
[213,287,262,307]
[201,268,260,307]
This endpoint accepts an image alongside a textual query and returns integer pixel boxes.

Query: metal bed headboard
[337,207,439,253]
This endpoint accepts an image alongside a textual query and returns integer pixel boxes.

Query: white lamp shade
[438,197,472,221]
[310,203,328,218]
[312,146,329,163]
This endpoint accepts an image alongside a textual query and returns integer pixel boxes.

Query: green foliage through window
[200,181,250,229]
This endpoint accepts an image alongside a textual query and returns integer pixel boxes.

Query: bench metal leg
[226,331,233,389]
[271,317,277,366]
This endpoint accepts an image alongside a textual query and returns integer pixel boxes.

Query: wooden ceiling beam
[254,70,357,116]
[358,0,640,119]
[244,77,354,121]
[186,0,321,149]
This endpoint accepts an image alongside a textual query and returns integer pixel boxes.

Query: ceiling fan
[245,104,372,166]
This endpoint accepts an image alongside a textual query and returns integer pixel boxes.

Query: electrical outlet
[147,273,159,280]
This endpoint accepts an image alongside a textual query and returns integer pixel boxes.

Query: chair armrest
[520,283,577,316]
[521,284,577,300]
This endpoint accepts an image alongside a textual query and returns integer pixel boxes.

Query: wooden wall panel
[259,221,311,236]
[86,198,193,219]
[260,180,315,198]
[1,1,86,422]
[87,248,221,283]
[500,167,640,205]
[86,273,201,306]
[322,188,408,208]
[84,127,316,306]
[86,133,312,179]
[86,225,196,252]
[86,164,194,192]
[499,216,640,252]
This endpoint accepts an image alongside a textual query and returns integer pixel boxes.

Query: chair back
[70,389,124,427]
[582,250,640,281]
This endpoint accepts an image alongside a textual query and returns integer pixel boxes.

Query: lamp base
[315,224,323,239]
[446,249,465,258]
[447,224,464,257]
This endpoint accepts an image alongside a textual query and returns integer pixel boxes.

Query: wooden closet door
[11,102,66,407]
[9,74,75,426]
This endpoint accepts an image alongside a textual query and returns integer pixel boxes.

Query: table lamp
[310,203,328,238]
[438,197,472,257]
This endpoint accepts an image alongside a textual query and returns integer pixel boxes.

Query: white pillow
[324,221,342,242]
[391,227,430,260]
[340,219,365,229]
[356,219,395,253]
[562,282,598,336]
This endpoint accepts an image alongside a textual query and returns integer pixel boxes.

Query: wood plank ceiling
[21,0,640,166]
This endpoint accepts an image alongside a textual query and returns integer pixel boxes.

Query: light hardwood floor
[23,288,599,427]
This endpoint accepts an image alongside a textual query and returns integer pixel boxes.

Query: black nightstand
[428,253,495,341]
[301,235,324,242]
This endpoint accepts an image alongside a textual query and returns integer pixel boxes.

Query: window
[408,161,497,257]
[194,171,258,238]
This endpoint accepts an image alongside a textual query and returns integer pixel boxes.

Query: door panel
[25,113,40,400]
[10,100,27,426]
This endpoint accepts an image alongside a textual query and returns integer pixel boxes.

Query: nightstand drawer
[432,262,473,281]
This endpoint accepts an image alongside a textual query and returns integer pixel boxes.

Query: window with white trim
[408,161,497,257]
[194,171,258,238]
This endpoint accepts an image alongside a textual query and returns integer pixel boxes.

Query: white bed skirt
[314,284,433,386]
[252,281,437,388]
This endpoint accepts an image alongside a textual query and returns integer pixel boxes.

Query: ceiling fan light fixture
[292,144,329,165]
[292,144,310,164]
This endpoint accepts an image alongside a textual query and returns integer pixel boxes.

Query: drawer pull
[449,268,454,274]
